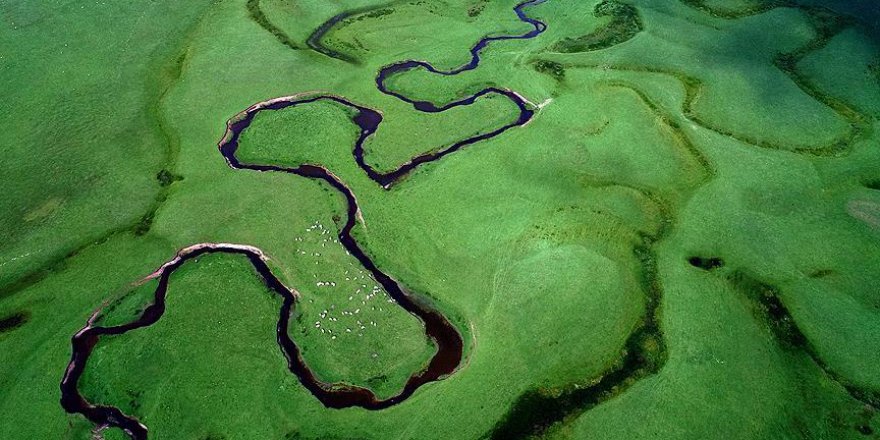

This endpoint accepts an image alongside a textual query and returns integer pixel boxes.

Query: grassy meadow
[0,0,878,439]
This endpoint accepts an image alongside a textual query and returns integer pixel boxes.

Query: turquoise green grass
[1,0,879,438]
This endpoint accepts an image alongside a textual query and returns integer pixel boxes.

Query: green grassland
[1,0,879,439]
[0,0,216,292]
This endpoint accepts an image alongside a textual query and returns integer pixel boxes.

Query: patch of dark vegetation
[679,0,788,19]
[549,1,642,53]
[160,50,188,86]
[678,0,703,9]
[808,268,835,278]
[864,179,880,191]
[726,271,806,349]
[855,391,880,410]
[133,211,155,236]
[246,0,304,51]
[533,60,565,81]
[366,374,388,389]
[774,53,799,72]
[125,388,143,413]
[688,256,724,270]
[284,433,366,440]
[488,240,668,439]
[870,62,880,84]
[156,169,183,187]
[358,8,394,20]
[854,403,879,436]
[468,0,489,17]
[802,6,855,40]
[0,311,30,333]
[133,191,168,237]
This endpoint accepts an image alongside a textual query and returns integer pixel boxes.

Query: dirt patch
[23,197,64,222]
[847,199,880,230]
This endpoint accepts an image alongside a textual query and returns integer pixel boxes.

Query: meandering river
[60,1,548,438]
